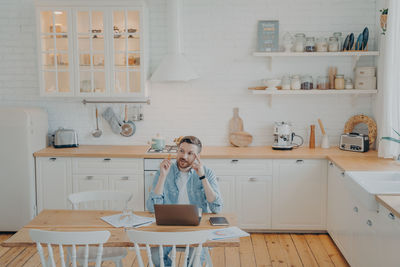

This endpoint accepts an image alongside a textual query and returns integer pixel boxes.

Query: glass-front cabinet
[36,2,146,97]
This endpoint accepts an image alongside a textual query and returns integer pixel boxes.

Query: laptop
[154,204,201,226]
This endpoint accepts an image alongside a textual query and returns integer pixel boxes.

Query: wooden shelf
[250,89,377,95]
[253,51,380,57]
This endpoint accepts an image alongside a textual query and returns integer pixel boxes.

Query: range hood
[150,0,199,82]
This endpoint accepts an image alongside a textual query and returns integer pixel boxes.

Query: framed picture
[257,20,279,52]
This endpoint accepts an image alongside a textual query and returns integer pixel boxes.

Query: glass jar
[281,75,291,90]
[328,37,339,52]
[335,74,345,89]
[301,75,313,90]
[290,75,301,90]
[294,33,306,52]
[317,76,329,89]
[305,37,316,52]
[345,78,353,89]
[316,37,328,52]
[333,32,343,51]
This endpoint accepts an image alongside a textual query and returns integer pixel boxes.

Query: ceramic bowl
[263,79,281,90]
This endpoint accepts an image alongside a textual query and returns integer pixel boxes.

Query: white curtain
[377,0,400,158]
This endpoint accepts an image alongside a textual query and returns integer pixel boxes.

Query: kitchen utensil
[318,119,330,148]
[272,122,304,150]
[362,27,369,50]
[91,107,102,138]
[54,128,78,148]
[229,131,253,147]
[229,108,244,134]
[309,125,316,149]
[120,105,135,137]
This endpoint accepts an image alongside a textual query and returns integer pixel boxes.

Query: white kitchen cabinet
[377,205,400,267]
[36,157,72,212]
[109,174,144,211]
[35,1,147,97]
[215,175,235,214]
[272,159,327,230]
[236,175,272,229]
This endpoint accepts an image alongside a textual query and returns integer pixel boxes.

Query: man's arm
[146,159,172,212]
[202,168,223,213]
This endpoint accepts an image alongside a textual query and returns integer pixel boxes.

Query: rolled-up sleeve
[146,171,165,212]
[205,168,223,213]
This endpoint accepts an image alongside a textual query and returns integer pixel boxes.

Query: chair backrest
[68,191,133,210]
[29,229,110,267]
[126,229,210,267]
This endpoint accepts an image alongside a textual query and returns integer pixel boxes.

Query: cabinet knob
[104,158,111,161]
[248,177,257,182]
[296,160,304,164]
[49,157,57,161]
[388,213,395,220]
[231,159,239,164]
[329,162,334,167]
[341,172,345,177]
[121,176,129,180]
[86,176,93,180]
[366,220,372,227]
[353,206,358,213]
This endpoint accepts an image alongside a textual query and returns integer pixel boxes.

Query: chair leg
[115,259,123,267]
[205,248,213,267]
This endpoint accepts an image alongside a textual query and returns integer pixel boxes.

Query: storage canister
[354,76,377,89]
[316,37,328,52]
[345,78,353,89]
[291,75,301,90]
[333,32,343,51]
[328,37,339,52]
[317,76,329,89]
[334,74,345,89]
[301,75,313,90]
[305,37,316,52]
[355,67,376,77]
[294,33,306,52]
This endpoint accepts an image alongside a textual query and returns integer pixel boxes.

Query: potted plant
[381,129,400,160]
[380,8,388,35]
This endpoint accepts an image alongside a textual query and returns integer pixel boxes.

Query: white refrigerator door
[0,107,47,231]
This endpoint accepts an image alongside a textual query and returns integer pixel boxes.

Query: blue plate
[348,33,354,50]
[355,33,363,50]
[362,27,369,50]
[343,34,350,51]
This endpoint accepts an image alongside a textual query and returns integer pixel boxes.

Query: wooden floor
[0,233,349,267]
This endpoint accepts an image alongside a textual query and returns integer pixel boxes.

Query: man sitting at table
[147,135,223,266]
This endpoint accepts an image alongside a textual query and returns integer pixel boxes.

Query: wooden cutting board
[229,131,253,147]
[229,108,243,134]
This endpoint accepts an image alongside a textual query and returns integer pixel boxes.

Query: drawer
[73,158,143,174]
[202,159,272,175]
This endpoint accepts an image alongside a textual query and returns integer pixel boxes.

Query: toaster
[339,133,369,152]
[54,128,79,148]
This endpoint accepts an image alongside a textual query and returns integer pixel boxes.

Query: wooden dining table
[1,210,239,248]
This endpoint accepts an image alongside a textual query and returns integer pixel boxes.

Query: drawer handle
[353,206,358,213]
[86,176,93,180]
[104,158,111,161]
[388,213,395,220]
[249,177,257,182]
[121,176,129,180]
[231,159,239,164]
[366,220,372,227]
[341,172,345,177]
[296,160,304,164]
[49,157,57,161]
[329,162,333,167]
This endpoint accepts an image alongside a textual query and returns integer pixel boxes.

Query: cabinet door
[109,174,144,211]
[216,176,235,214]
[111,8,144,97]
[376,206,400,267]
[272,159,327,230]
[37,8,74,96]
[74,9,108,96]
[236,176,272,229]
[72,174,108,209]
[36,157,72,212]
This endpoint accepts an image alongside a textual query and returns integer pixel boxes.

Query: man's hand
[159,158,172,178]
[192,153,205,177]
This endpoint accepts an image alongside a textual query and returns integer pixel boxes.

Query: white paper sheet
[207,226,249,240]
[101,213,155,228]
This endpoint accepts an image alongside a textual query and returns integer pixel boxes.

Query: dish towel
[102,107,122,134]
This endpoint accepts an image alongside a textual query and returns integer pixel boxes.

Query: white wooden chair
[68,191,133,267]
[126,229,211,267]
[29,229,110,267]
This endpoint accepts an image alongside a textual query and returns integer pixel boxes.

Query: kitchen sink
[346,171,400,211]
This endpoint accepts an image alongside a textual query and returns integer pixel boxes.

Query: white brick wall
[0,0,379,147]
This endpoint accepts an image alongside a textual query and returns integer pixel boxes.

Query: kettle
[149,133,165,151]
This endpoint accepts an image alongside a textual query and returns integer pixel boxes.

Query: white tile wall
[0,0,379,147]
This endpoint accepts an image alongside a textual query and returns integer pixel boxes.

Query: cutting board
[229,108,243,134]
[229,131,253,147]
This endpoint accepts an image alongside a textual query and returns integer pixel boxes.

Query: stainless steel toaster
[339,133,369,152]
[54,128,78,148]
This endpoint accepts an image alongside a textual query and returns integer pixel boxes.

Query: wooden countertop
[34,145,400,172]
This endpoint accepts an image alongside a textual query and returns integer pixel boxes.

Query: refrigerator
[0,107,48,231]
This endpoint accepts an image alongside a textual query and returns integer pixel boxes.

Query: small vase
[380,14,387,35]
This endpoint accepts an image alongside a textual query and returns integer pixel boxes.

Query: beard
[177,158,192,170]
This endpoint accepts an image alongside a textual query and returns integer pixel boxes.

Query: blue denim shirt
[146,162,223,213]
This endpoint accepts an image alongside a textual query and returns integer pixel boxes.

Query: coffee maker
[272,122,304,150]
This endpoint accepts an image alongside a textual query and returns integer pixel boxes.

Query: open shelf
[253,51,380,57]
[250,89,377,95]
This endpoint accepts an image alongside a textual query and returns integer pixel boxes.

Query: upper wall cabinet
[35,1,147,97]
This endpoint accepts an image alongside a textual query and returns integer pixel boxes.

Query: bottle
[335,74,345,89]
